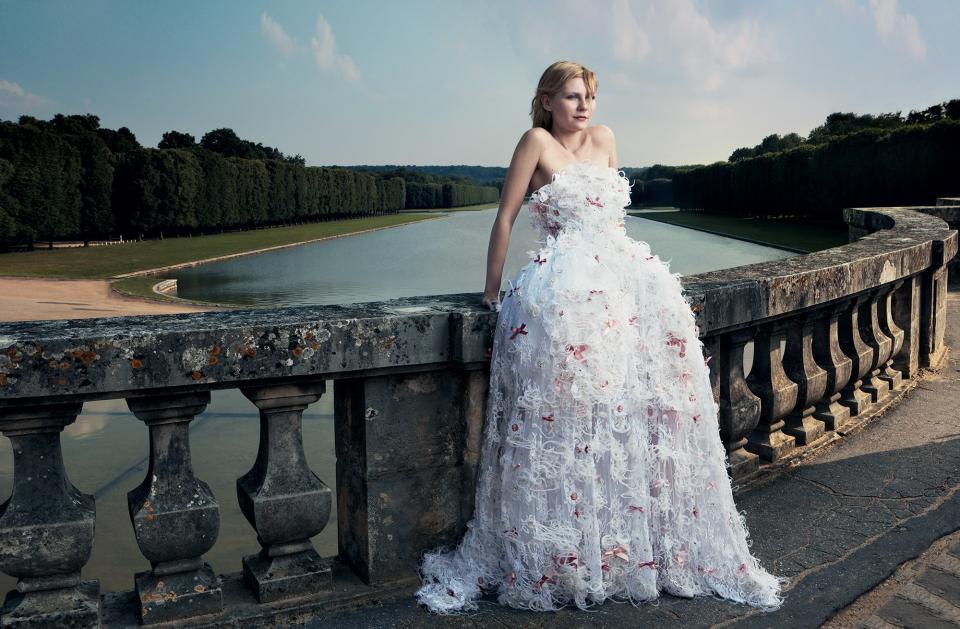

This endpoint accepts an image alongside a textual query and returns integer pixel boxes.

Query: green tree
[97,126,141,154]
[50,114,115,243]
[158,130,197,149]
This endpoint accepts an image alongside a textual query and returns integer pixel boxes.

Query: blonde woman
[416,60,788,615]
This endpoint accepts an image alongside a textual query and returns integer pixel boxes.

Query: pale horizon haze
[0,0,957,168]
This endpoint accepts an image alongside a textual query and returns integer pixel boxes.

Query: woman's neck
[551,126,588,153]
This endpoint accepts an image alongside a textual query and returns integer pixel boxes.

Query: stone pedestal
[893,276,922,379]
[712,330,761,479]
[782,313,827,445]
[859,292,892,403]
[920,264,949,368]
[746,322,798,461]
[126,392,222,624]
[813,302,853,430]
[838,295,874,417]
[878,282,905,391]
[238,381,333,603]
[0,402,100,629]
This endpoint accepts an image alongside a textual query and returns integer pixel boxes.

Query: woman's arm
[599,124,618,169]
[481,130,542,310]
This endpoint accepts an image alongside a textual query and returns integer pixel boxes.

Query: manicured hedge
[673,120,960,221]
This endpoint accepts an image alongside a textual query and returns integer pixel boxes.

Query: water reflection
[173,208,794,307]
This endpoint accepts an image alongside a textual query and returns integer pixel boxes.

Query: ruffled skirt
[415,228,788,614]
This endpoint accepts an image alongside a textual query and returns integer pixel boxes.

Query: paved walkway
[855,534,960,627]
[308,290,960,628]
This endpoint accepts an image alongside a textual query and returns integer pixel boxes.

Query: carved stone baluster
[0,402,99,628]
[126,392,222,625]
[838,294,874,416]
[878,281,905,390]
[812,301,853,430]
[238,382,332,603]
[859,291,892,403]
[892,275,921,379]
[712,329,762,479]
[781,312,827,445]
[745,321,798,460]
[920,261,949,368]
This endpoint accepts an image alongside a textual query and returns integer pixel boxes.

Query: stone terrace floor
[307,290,960,629]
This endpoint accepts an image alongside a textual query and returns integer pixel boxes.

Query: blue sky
[0,0,957,168]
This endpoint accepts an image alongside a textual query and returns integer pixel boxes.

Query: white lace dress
[416,160,788,614]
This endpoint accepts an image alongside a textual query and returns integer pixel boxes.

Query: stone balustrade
[0,205,954,626]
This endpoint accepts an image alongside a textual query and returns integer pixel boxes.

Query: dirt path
[0,278,217,322]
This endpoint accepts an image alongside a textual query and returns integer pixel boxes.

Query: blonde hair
[530,61,598,130]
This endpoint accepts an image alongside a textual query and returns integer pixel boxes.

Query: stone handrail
[0,205,954,626]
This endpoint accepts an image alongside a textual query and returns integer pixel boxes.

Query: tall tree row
[110,149,408,239]
[0,114,490,246]
[672,119,960,220]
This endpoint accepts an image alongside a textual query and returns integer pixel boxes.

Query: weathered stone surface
[334,371,471,585]
[839,295,874,416]
[0,298,466,403]
[0,580,99,629]
[687,206,955,333]
[859,291,893,403]
[237,382,333,602]
[0,402,99,628]
[125,392,223,623]
[921,265,950,367]
[0,209,953,404]
[459,370,490,524]
[745,322,798,461]
[878,283,906,391]
[133,563,221,625]
[812,301,853,431]
[781,312,827,445]
[713,329,761,478]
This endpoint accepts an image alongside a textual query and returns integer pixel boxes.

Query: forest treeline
[634,98,960,217]
[348,165,500,209]
[0,115,498,247]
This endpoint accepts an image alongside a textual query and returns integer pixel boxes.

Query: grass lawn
[402,201,499,213]
[627,210,848,253]
[0,214,439,279]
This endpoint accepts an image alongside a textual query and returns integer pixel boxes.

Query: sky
[0,0,957,168]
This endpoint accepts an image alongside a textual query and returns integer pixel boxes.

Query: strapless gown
[415,160,788,614]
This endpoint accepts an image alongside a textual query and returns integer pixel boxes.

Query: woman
[416,60,788,615]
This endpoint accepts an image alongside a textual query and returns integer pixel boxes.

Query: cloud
[867,0,926,60]
[611,0,651,64]
[260,13,360,83]
[260,12,299,57]
[829,0,926,61]
[310,15,360,84]
[0,79,49,111]
[608,0,773,92]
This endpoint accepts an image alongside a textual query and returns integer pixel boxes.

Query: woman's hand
[481,291,502,312]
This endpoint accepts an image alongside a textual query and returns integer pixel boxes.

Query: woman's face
[544,76,596,132]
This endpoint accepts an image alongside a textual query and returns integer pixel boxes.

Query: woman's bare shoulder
[591,124,615,142]
[523,127,552,146]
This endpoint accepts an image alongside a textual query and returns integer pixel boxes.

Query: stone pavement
[867,539,960,627]
[305,290,960,629]
[827,531,960,628]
